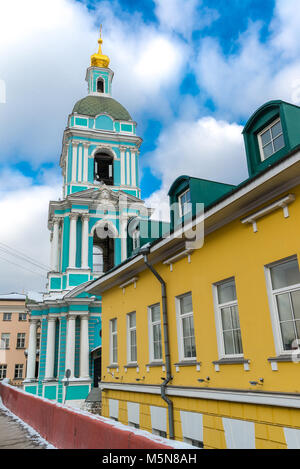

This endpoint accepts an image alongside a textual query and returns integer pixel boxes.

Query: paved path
[0,407,49,449]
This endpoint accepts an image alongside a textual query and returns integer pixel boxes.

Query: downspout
[141,247,174,440]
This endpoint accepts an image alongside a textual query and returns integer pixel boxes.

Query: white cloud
[0,170,61,294]
[145,116,247,218]
[154,0,219,38]
[195,0,300,119]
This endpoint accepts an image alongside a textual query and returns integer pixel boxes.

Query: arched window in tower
[97,78,104,93]
[94,152,114,185]
[93,223,115,274]
[132,224,140,251]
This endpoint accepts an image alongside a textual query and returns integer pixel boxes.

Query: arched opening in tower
[94,152,114,186]
[97,78,104,93]
[93,223,115,274]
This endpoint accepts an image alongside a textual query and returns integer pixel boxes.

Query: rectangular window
[0,365,7,379]
[258,118,285,161]
[14,364,23,379]
[179,189,191,217]
[267,257,300,352]
[36,332,41,349]
[1,333,10,349]
[3,313,12,321]
[18,313,27,321]
[110,319,118,364]
[214,278,243,357]
[16,333,26,349]
[148,304,163,362]
[152,429,167,438]
[176,292,196,360]
[127,312,137,363]
[183,437,204,448]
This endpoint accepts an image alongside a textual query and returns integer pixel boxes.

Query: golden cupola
[91,26,110,68]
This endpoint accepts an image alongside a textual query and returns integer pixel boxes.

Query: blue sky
[0,0,300,292]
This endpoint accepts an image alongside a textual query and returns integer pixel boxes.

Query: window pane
[280,321,297,350]
[183,337,194,358]
[217,280,236,304]
[230,305,240,329]
[276,293,293,321]
[273,134,284,152]
[233,329,243,354]
[153,324,161,342]
[129,313,136,328]
[271,121,282,138]
[291,290,300,320]
[180,294,193,314]
[151,305,160,322]
[261,129,271,146]
[263,142,274,159]
[221,307,232,330]
[223,331,235,355]
[154,340,162,360]
[182,317,191,338]
[111,319,117,332]
[271,260,300,289]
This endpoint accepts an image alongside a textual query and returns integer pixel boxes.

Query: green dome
[72,95,132,121]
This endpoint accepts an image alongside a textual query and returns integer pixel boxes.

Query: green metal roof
[73,95,132,121]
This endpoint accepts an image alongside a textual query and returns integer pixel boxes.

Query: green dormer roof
[243,100,300,178]
[73,96,132,121]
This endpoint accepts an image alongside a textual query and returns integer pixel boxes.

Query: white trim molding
[241,193,295,232]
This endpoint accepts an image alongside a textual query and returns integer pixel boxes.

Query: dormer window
[97,78,104,93]
[179,189,191,217]
[258,118,285,161]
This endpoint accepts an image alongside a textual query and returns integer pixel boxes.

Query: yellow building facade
[87,100,300,449]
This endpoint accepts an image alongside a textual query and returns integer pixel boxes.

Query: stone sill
[174,361,201,367]
[213,358,250,365]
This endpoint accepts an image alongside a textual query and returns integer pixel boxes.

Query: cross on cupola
[86,26,113,97]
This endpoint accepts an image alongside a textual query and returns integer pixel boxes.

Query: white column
[83,143,89,182]
[44,317,56,380]
[69,213,78,268]
[26,319,38,380]
[131,151,136,187]
[71,142,78,182]
[50,218,60,271]
[81,214,90,269]
[65,315,76,379]
[120,147,126,185]
[80,315,90,379]
[78,145,82,183]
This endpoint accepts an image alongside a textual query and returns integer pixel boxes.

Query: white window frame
[14,364,23,379]
[258,117,284,161]
[175,292,197,362]
[110,318,118,365]
[148,303,163,363]
[0,364,7,379]
[178,189,192,218]
[16,333,26,349]
[3,313,12,321]
[127,312,137,364]
[265,255,300,355]
[18,312,27,321]
[1,333,10,349]
[213,278,243,359]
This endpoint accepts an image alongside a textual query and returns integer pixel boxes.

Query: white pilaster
[69,213,78,268]
[71,142,79,182]
[81,214,90,269]
[80,315,90,379]
[120,217,128,262]
[120,147,126,185]
[78,145,82,183]
[83,143,89,182]
[65,315,76,379]
[131,151,136,187]
[50,218,60,271]
[126,150,131,185]
[44,317,56,380]
[25,319,38,381]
